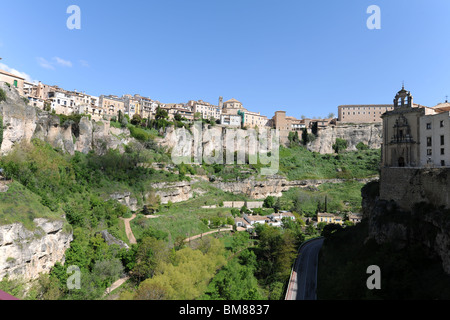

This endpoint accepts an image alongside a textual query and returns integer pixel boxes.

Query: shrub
[0,89,6,102]
[356,142,370,151]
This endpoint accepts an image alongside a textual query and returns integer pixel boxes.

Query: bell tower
[382,86,424,167]
[394,84,413,108]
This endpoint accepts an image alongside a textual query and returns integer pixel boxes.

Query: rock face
[151,181,193,204]
[307,123,382,154]
[215,175,376,199]
[110,192,139,211]
[362,180,450,275]
[0,83,132,156]
[0,218,73,281]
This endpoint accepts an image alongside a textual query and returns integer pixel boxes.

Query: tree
[327,112,335,119]
[131,113,143,125]
[174,113,182,122]
[263,196,275,209]
[194,112,202,121]
[132,237,169,282]
[273,198,281,213]
[356,142,370,151]
[332,138,348,154]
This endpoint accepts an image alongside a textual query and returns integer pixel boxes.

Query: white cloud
[37,57,55,70]
[0,62,35,83]
[37,56,73,70]
[79,59,90,67]
[53,57,72,68]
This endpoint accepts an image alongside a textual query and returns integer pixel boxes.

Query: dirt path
[121,214,137,245]
[183,226,233,243]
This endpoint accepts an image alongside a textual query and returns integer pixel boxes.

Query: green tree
[263,196,275,209]
[332,138,348,154]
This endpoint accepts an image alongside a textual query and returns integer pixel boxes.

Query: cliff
[0,218,73,281]
[307,123,382,154]
[362,180,450,275]
[215,175,376,199]
[0,83,132,156]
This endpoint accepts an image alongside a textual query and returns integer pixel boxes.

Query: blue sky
[1,0,450,118]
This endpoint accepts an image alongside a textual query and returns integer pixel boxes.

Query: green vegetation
[0,118,383,300]
[279,145,380,180]
[0,89,6,102]
[279,181,365,216]
[0,115,3,149]
[332,138,348,154]
[0,182,62,230]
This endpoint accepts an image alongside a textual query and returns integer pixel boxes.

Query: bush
[356,142,370,151]
[332,138,348,154]
[0,89,6,102]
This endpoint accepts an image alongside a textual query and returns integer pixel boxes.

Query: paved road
[285,238,324,300]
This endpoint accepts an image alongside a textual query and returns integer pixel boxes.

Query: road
[285,237,324,300]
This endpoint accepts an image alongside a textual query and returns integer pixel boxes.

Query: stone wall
[380,167,450,211]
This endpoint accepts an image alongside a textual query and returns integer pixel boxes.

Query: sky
[1,0,450,118]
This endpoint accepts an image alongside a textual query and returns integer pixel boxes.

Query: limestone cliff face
[362,180,450,275]
[307,123,382,154]
[0,83,131,156]
[0,218,73,281]
[215,175,376,199]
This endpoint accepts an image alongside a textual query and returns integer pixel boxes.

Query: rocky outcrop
[0,218,73,281]
[110,192,139,212]
[362,180,450,275]
[0,83,132,156]
[307,123,382,154]
[151,181,193,204]
[99,230,129,250]
[215,175,376,199]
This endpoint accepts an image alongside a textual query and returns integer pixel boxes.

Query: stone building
[381,86,437,168]
[98,95,126,119]
[221,98,268,128]
[338,104,394,124]
[0,69,25,96]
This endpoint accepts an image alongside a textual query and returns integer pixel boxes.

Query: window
[441,120,444,128]
[427,123,432,130]
[427,149,432,156]
[441,148,445,155]
[442,160,446,167]
[441,135,445,146]
[427,137,432,147]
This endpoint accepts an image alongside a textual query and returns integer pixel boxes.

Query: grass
[0,182,63,230]
[278,146,381,180]
[131,184,249,243]
[280,180,366,216]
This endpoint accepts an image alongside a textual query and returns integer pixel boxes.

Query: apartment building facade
[338,104,394,123]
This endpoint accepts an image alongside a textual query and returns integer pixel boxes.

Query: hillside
[0,86,383,300]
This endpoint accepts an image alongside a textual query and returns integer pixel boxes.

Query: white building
[420,108,450,167]
[220,114,242,127]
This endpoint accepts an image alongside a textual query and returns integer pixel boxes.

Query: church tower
[381,86,424,167]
